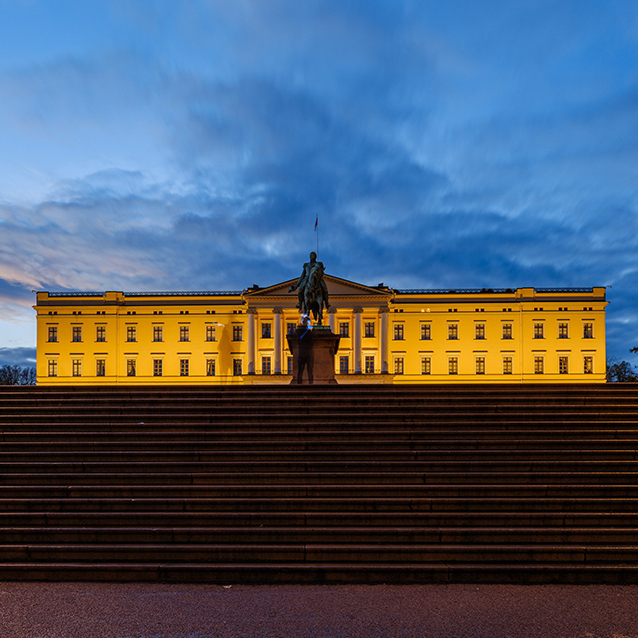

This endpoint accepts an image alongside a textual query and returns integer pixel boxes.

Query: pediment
[245,274,392,299]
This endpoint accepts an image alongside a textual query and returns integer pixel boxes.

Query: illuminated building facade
[35,276,607,384]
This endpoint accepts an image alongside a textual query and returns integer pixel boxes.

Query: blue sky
[1,0,637,368]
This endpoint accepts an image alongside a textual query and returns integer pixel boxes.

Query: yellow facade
[35,277,608,384]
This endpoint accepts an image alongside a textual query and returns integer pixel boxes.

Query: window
[533,323,544,339]
[127,360,136,377]
[180,326,190,342]
[584,356,594,374]
[287,322,296,335]
[476,357,485,375]
[420,324,431,340]
[126,326,137,342]
[558,323,569,339]
[559,356,569,374]
[448,324,458,340]
[503,357,513,375]
[72,359,82,377]
[502,324,513,340]
[393,324,404,341]
[262,357,272,374]
[206,325,216,342]
[72,326,82,342]
[534,356,544,374]
[47,326,58,342]
[96,326,106,342]
[96,359,105,377]
[232,325,243,341]
[475,324,485,340]
[153,326,163,342]
[339,356,349,374]
[261,323,272,339]
[394,357,404,375]
[364,322,375,338]
[206,359,216,376]
[180,359,189,376]
[339,322,350,337]
[583,323,593,339]
[421,357,431,375]
[287,356,293,375]
[48,360,57,377]
[364,355,375,374]
[153,359,162,377]
[233,359,242,376]
[448,357,458,375]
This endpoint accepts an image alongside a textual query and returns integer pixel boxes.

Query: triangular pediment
[245,274,392,299]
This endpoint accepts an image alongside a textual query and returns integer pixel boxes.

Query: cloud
[0,347,36,368]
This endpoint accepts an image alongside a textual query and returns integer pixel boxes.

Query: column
[328,307,337,333]
[379,307,389,374]
[353,307,363,374]
[273,308,283,374]
[247,308,256,375]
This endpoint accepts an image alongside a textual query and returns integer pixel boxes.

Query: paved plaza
[1,583,637,638]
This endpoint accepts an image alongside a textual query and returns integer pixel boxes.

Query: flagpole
[315,214,319,256]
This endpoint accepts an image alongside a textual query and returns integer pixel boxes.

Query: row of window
[48,353,596,378]
[48,325,226,344]
[388,355,595,376]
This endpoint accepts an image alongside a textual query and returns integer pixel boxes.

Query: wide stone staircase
[0,384,637,583]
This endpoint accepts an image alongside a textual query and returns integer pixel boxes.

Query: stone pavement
[1,583,637,638]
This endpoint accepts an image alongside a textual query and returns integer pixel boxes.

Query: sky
[1,0,638,369]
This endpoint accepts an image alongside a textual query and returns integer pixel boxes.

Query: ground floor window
[448,357,458,375]
[364,355,375,374]
[233,359,242,376]
[262,356,272,374]
[96,359,106,377]
[503,357,513,375]
[339,356,349,374]
[394,357,404,375]
[180,359,189,376]
[127,359,136,377]
[206,359,215,376]
[287,356,293,375]
[72,359,82,377]
[584,356,594,374]
[48,359,57,377]
[421,357,431,375]
[559,356,569,374]
[153,359,162,377]
[534,356,544,374]
[475,357,485,375]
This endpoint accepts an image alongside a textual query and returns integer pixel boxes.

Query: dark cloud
[0,347,36,368]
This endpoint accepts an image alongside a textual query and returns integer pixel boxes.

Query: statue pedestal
[287,326,340,385]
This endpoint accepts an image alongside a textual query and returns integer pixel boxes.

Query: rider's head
[309,251,317,261]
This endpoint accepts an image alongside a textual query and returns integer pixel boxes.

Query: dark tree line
[607,347,638,382]
[0,365,37,385]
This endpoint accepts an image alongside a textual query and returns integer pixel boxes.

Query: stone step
[0,562,636,584]
[4,511,638,528]
[1,526,637,545]
[1,543,636,564]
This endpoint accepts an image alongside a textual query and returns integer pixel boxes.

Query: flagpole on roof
[315,214,319,256]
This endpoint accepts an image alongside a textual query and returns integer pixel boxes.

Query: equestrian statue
[288,251,330,326]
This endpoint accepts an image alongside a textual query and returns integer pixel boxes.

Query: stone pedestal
[287,326,340,385]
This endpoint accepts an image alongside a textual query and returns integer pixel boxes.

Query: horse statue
[289,251,330,325]
[303,263,327,326]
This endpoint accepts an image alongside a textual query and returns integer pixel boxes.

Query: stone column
[353,307,363,374]
[328,307,337,333]
[273,308,283,374]
[247,308,256,375]
[379,307,389,374]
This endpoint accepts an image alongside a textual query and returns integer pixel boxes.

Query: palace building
[34,275,608,385]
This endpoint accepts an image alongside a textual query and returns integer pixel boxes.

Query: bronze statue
[289,251,330,326]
